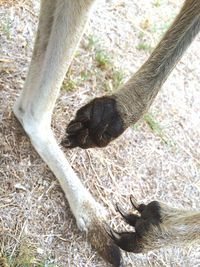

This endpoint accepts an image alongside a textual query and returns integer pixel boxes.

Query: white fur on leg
[13,109,122,266]
[19,116,107,230]
[13,1,122,265]
[13,0,105,235]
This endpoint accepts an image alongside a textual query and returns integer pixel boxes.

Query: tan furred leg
[62,0,200,252]
[13,0,121,266]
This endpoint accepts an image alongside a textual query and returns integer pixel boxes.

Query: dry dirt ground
[0,0,200,266]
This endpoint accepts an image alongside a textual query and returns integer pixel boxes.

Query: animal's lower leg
[109,198,200,253]
[13,0,121,265]
[63,0,200,149]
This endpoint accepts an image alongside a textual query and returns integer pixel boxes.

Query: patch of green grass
[86,34,100,50]
[2,253,35,266]
[38,259,56,267]
[112,70,125,90]
[136,42,152,52]
[80,70,91,81]
[143,113,169,144]
[62,78,77,91]
[1,237,57,267]
[67,35,125,93]
[137,30,153,53]
[1,17,12,39]
[143,113,176,147]
[132,122,140,131]
[153,0,162,7]
[138,31,145,39]
[95,50,111,69]
[1,254,56,267]
[144,113,162,134]
[102,69,125,93]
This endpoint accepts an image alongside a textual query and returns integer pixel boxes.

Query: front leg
[107,197,200,253]
[63,0,200,149]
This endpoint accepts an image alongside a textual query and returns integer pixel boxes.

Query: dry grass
[0,0,13,6]
[0,0,200,266]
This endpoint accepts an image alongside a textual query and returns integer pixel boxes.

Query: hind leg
[13,1,122,266]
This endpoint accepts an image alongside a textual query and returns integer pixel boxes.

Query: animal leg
[13,0,122,266]
[108,197,200,253]
[64,0,200,149]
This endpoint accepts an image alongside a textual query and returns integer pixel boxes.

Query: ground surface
[0,0,200,266]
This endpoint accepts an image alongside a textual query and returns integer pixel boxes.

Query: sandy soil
[0,0,200,266]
